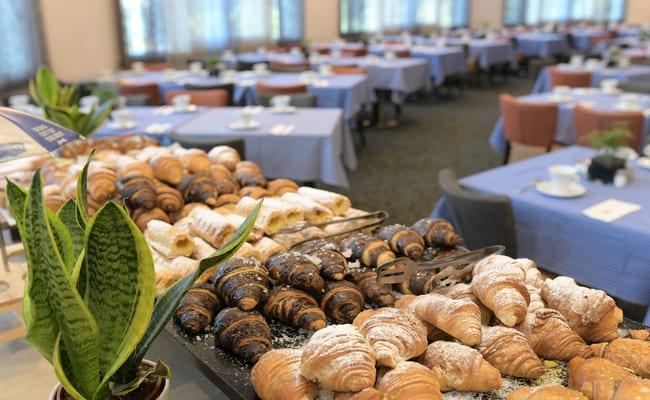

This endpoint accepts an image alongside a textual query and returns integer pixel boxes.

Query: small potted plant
[204,56,222,77]
[6,158,259,400]
[584,122,632,183]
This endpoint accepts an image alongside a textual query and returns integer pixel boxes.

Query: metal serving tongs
[376,245,506,285]
[287,210,389,249]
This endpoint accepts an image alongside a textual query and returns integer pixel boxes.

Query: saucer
[173,104,198,113]
[270,106,297,114]
[535,181,586,198]
[227,121,260,130]
[637,157,650,170]
[107,121,136,129]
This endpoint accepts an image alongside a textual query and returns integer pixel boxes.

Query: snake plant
[6,157,260,399]
[28,66,113,138]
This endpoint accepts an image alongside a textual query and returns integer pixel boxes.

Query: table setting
[514,32,570,59]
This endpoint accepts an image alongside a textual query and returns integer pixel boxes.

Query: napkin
[145,123,172,134]
[582,198,641,222]
[154,106,174,116]
[270,124,295,136]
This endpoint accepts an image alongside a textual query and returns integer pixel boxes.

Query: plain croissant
[591,338,650,378]
[476,325,545,379]
[376,361,441,400]
[471,269,530,327]
[251,349,318,400]
[568,356,650,400]
[506,385,588,400]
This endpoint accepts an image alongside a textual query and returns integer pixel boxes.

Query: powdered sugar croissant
[376,361,441,400]
[476,325,544,379]
[251,349,318,400]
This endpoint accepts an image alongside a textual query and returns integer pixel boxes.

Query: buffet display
[2,135,649,400]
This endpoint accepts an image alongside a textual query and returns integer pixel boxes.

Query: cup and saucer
[269,95,297,114]
[171,94,198,113]
[535,165,586,198]
[637,157,650,170]
[108,109,136,129]
[228,108,260,130]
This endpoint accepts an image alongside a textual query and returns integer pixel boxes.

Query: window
[0,0,44,90]
[503,0,627,25]
[119,0,304,60]
[339,0,470,35]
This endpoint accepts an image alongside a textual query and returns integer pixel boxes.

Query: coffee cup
[319,64,332,75]
[253,63,268,75]
[384,51,396,60]
[189,61,203,74]
[600,79,619,93]
[617,56,631,68]
[172,94,191,111]
[131,61,145,74]
[300,71,316,84]
[221,69,237,83]
[256,46,267,55]
[584,58,602,70]
[239,108,255,126]
[548,165,579,193]
[290,46,302,56]
[271,95,291,110]
[79,95,99,113]
[111,109,133,127]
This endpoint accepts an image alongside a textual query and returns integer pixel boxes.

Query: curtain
[339,0,470,35]
[0,0,44,90]
[503,0,627,25]
[119,0,304,60]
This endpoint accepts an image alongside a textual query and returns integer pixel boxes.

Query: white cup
[617,56,630,68]
[436,38,447,48]
[290,46,302,56]
[172,94,191,111]
[600,79,619,93]
[253,63,268,75]
[548,165,579,193]
[221,69,237,83]
[111,109,133,127]
[585,58,602,70]
[256,46,267,55]
[79,95,99,113]
[300,71,316,84]
[189,61,203,74]
[239,108,255,126]
[8,94,30,107]
[131,61,145,74]
[318,64,332,75]
[222,49,235,59]
[271,95,291,110]
[384,51,396,60]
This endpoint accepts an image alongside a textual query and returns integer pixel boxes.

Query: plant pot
[49,360,170,400]
[208,68,220,77]
[588,155,626,184]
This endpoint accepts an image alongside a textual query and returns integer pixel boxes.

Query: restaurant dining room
[2,0,650,399]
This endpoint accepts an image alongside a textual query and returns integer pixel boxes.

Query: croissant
[210,164,232,180]
[264,285,326,330]
[213,257,271,311]
[215,193,241,208]
[376,224,425,260]
[395,293,482,346]
[281,192,333,224]
[542,277,622,343]
[234,242,263,262]
[349,269,395,306]
[155,181,184,213]
[177,148,211,174]
[180,202,209,218]
[189,207,235,248]
[272,231,306,249]
[376,361,441,400]
[151,249,199,293]
[352,308,427,367]
[419,341,502,392]
[630,329,650,341]
[175,282,221,335]
[262,197,304,226]
[87,164,117,202]
[591,338,650,378]
[527,286,546,313]
[472,254,527,279]
[516,308,593,361]
[251,349,318,400]
[236,196,287,235]
[267,178,298,196]
[568,356,650,400]
[178,173,219,206]
[117,175,157,210]
[476,325,544,379]
[208,145,241,171]
[266,252,325,294]
[234,166,267,187]
[252,237,286,264]
[117,159,154,180]
[44,193,67,212]
[300,324,376,392]
[434,283,492,325]
[507,386,588,400]
[333,388,385,400]
[471,269,530,327]
[411,218,461,248]
[339,232,396,268]
[214,176,239,195]
[297,187,351,215]
[320,280,365,323]
[131,207,170,231]
[239,186,271,199]
[213,307,271,363]
[151,155,184,185]
[297,239,347,281]
[144,219,194,258]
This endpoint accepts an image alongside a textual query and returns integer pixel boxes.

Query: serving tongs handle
[418,245,505,272]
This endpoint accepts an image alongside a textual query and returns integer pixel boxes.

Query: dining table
[531,64,650,93]
[446,38,518,70]
[220,52,305,69]
[172,107,356,188]
[433,146,650,325]
[489,88,650,154]
[514,33,570,59]
[570,28,611,52]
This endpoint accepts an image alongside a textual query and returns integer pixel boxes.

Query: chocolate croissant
[411,218,461,248]
[297,239,347,281]
[117,175,157,210]
[155,181,184,213]
[178,173,219,206]
[213,257,272,311]
[175,282,221,335]
[265,252,325,294]
[376,224,425,260]
[213,307,272,363]
[320,280,365,323]
[349,269,395,307]
[87,164,117,203]
[339,232,396,268]
[151,155,184,185]
[264,285,327,330]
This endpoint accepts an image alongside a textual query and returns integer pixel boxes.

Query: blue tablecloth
[432,146,650,324]
[489,89,650,154]
[515,33,570,58]
[571,29,609,52]
[532,65,650,93]
[468,39,517,70]
[221,52,305,68]
[173,107,356,188]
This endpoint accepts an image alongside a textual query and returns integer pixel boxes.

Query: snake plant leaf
[57,199,85,261]
[53,336,86,400]
[24,172,100,398]
[84,201,155,391]
[122,202,261,378]
[76,152,93,223]
[75,110,95,135]
[109,360,169,397]
[35,66,59,106]
[28,79,42,107]
[47,208,75,273]
[85,101,113,136]
[45,107,76,131]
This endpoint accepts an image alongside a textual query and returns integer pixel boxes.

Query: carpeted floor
[325,75,534,225]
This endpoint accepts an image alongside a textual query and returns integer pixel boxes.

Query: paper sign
[582,198,641,223]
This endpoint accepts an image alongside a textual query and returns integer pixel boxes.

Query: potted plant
[6,157,260,400]
[204,56,222,77]
[584,122,632,183]
[29,66,113,138]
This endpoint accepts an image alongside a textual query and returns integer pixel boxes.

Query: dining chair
[500,94,559,164]
[184,82,235,106]
[256,82,308,96]
[257,93,317,108]
[315,48,331,55]
[394,49,411,58]
[143,62,172,71]
[117,81,162,106]
[438,168,518,257]
[331,66,367,74]
[165,89,229,107]
[573,105,643,150]
[548,66,592,88]
[236,60,269,71]
[341,48,368,57]
[269,61,311,73]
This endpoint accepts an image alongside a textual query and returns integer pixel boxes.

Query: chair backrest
[500,94,559,147]
[165,89,229,107]
[341,48,368,57]
[315,47,331,55]
[236,60,268,71]
[117,81,161,106]
[258,93,317,108]
[256,82,308,95]
[269,61,310,72]
[184,82,235,106]
[618,80,650,94]
[331,66,367,74]
[144,62,171,71]
[548,67,592,88]
[574,105,643,150]
[394,49,411,58]
[438,168,518,257]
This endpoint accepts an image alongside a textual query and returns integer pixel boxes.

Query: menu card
[582,199,641,223]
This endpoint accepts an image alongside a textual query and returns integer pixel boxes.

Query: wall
[626,0,650,25]
[39,0,120,81]
[470,0,503,30]
[304,0,339,42]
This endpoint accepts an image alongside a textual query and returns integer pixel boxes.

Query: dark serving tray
[166,318,647,400]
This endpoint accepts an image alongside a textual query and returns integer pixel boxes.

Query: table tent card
[582,198,642,223]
